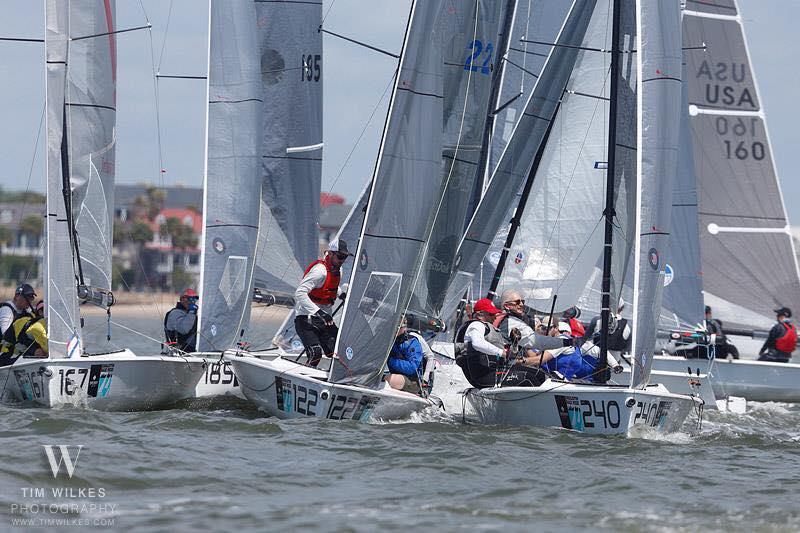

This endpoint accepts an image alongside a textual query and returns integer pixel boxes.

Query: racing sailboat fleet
[1,0,798,434]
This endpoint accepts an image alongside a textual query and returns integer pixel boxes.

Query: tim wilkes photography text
[9,446,116,529]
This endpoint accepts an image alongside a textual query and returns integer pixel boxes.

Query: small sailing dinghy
[227,0,475,421]
[457,0,701,434]
[1,0,204,409]
[650,0,800,403]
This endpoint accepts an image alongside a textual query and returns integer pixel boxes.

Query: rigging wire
[20,104,46,283]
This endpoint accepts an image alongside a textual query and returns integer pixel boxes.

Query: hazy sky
[1,1,798,220]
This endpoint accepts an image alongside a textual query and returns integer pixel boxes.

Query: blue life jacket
[543,345,598,381]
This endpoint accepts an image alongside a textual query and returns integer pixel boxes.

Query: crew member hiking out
[164,289,199,353]
[0,300,47,367]
[759,306,797,363]
[294,239,351,367]
[0,283,36,336]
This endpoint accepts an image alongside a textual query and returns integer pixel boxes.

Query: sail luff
[196,0,264,352]
[330,0,446,388]
[629,0,683,388]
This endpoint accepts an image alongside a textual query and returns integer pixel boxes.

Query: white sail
[45,0,118,357]
[196,0,264,352]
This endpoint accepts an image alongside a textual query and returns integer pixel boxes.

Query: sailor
[540,322,602,381]
[704,305,739,360]
[294,239,352,367]
[164,288,199,353]
[386,316,425,394]
[758,306,797,363]
[495,290,570,358]
[0,300,47,366]
[561,306,585,339]
[586,299,630,358]
[454,298,510,388]
[0,283,36,336]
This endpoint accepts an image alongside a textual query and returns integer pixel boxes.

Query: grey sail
[45,0,117,357]
[488,0,572,176]
[629,0,683,389]
[683,1,800,329]
[443,0,595,321]
[488,0,615,315]
[408,0,507,319]
[659,65,704,332]
[252,0,323,300]
[329,0,445,388]
[197,0,263,352]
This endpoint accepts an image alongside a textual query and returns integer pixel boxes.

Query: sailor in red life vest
[758,306,797,363]
[294,239,353,367]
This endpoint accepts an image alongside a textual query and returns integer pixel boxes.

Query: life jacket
[0,301,27,334]
[455,320,506,362]
[303,259,340,306]
[164,305,197,352]
[775,321,798,353]
[2,315,45,363]
[606,317,630,352]
[542,343,598,381]
[568,317,585,339]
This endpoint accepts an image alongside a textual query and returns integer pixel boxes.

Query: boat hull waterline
[226,354,436,421]
[0,349,206,410]
[463,381,701,435]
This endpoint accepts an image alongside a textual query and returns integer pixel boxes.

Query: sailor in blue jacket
[386,318,423,394]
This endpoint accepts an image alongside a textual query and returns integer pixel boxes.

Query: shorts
[398,375,421,394]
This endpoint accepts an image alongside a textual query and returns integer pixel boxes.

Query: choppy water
[1,312,799,531]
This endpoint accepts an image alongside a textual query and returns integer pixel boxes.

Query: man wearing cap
[454,298,510,388]
[758,307,797,362]
[0,283,36,336]
[164,288,199,353]
[1,300,47,366]
[294,239,352,367]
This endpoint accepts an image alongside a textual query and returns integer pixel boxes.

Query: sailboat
[650,0,800,403]
[0,0,205,410]
[225,0,483,421]
[451,0,700,434]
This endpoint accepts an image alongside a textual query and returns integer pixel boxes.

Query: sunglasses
[335,253,349,260]
[507,299,525,305]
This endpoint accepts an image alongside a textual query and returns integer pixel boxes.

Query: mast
[486,101,559,300]
[598,0,623,383]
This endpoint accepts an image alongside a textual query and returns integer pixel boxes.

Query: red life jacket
[492,312,508,328]
[569,317,585,338]
[775,321,798,353]
[303,258,340,306]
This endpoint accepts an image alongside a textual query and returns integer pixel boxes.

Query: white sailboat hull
[0,349,205,410]
[653,355,800,403]
[618,367,717,408]
[190,352,246,399]
[226,354,435,421]
[463,381,700,435]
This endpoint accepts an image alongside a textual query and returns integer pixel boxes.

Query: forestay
[45,0,117,358]
[444,0,595,320]
[408,0,507,319]
[197,0,263,352]
[629,0,682,388]
[683,1,800,329]
[252,0,323,300]
[330,0,445,389]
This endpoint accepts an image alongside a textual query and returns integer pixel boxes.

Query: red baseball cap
[473,298,501,315]
[182,288,198,298]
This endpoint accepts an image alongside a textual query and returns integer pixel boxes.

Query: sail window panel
[683,16,759,112]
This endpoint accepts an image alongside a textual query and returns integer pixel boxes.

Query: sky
[1,0,799,220]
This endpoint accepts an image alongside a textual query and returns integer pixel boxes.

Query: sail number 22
[464,40,494,75]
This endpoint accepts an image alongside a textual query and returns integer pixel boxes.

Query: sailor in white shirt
[0,283,36,335]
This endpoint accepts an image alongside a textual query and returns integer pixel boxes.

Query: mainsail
[683,0,800,329]
[329,0,446,388]
[197,0,263,352]
[45,0,117,357]
[444,0,596,319]
[629,0,683,388]
[408,0,507,319]
[252,0,323,299]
